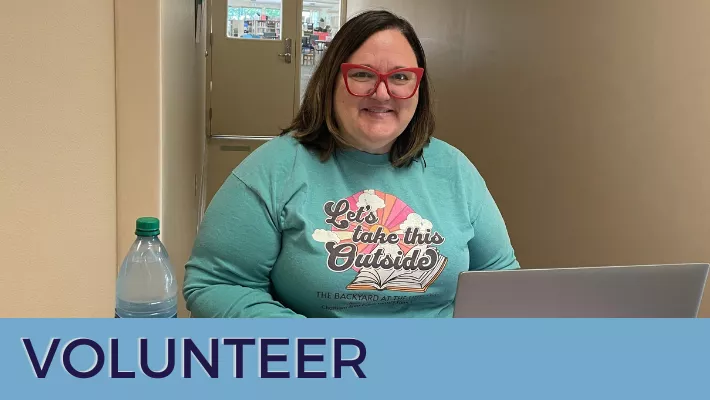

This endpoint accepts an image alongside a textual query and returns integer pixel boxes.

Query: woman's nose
[370,80,391,101]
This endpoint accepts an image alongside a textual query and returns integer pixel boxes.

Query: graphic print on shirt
[312,189,448,293]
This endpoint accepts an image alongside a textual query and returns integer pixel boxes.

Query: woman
[184,10,519,318]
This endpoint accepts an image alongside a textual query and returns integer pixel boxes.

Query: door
[202,0,300,212]
[209,0,300,138]
[202,0,346,214]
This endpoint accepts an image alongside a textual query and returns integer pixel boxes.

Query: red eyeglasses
[341,63,424,99]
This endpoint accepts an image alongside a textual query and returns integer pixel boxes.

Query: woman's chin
[358,121,402,139]
[355,133,400,153]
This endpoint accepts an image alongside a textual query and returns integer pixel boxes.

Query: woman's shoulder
[423,138,491,215]
[231,133,305,182]
[424,137,482,177]
[238,133,302,163]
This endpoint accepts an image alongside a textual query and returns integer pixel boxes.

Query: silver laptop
[453,263,709,318]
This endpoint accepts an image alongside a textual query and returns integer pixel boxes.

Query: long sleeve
[183,173,305,318]
[468,186,521,271]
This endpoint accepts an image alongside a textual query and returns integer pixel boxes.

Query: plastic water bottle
[115,217,178,318]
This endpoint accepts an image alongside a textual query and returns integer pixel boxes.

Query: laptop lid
[453,263,709,318]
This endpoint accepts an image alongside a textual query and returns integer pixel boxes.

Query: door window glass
[227,1,282,40]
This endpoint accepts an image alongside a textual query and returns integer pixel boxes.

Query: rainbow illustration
[329,190,418,271]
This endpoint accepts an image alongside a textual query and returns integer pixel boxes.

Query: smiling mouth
[362,107,395,114]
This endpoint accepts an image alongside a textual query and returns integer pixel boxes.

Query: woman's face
[334,29,420,154]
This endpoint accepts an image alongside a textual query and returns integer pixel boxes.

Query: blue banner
[1,318,708,399]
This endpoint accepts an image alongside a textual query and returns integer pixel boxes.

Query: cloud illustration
[357,189,385,212]
[312,229,341,243]
[400,213,433,233]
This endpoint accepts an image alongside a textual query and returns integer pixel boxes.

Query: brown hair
[281,10,435,168]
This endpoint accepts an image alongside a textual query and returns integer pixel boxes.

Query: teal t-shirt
[184,134,519,318]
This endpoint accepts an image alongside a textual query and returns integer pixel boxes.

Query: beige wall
[0,1,116,317]
[116,0,204,318]
[160,0,206,318]
[115,0,163,263]
[348,0,710,316]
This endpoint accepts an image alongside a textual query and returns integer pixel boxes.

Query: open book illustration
[346,247,448,293]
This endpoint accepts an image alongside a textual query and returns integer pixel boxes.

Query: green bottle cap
[135,217,160,237]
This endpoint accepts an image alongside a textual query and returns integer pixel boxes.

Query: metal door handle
[278,53,291,63]
[279,38,292,64]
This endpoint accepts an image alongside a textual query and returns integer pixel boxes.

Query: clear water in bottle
[115,217,178,318]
